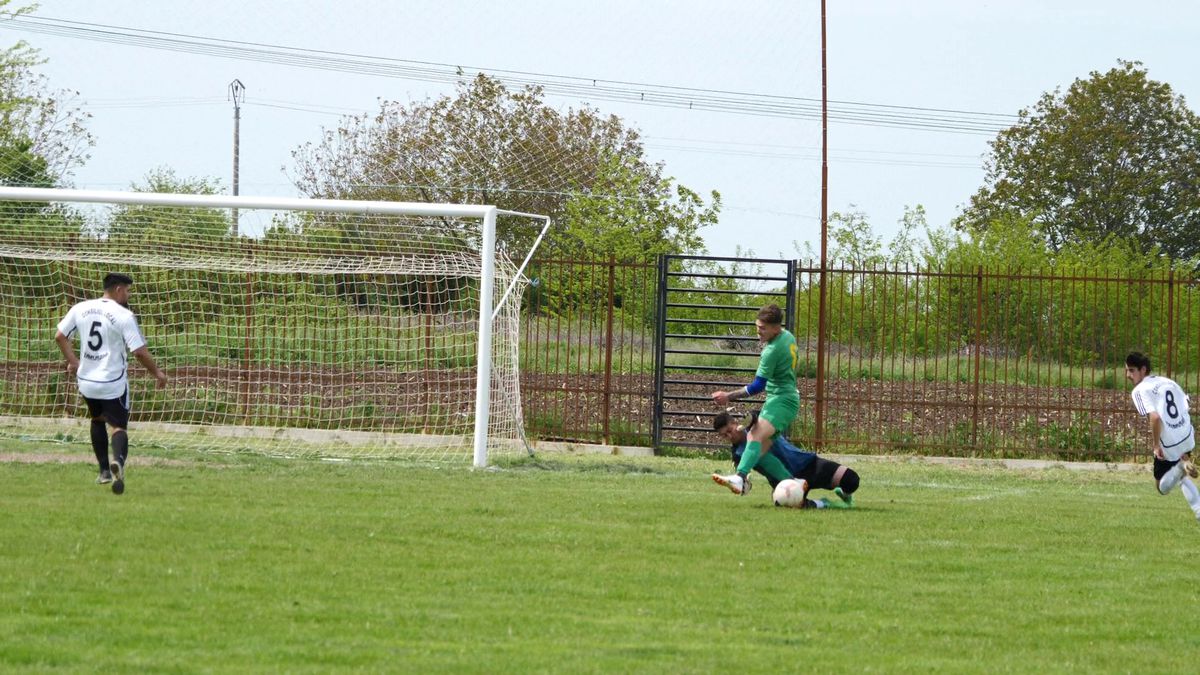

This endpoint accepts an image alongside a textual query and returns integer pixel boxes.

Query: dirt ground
[523,372,1141,460]
[3,362,1144,460]
[0,451,194,467]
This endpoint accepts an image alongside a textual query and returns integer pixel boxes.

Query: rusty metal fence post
[972,265,984,449]
[602,256,616,444]
[814,259,828,450]
[1167,269,1175,375]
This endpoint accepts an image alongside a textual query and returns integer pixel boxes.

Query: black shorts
[795,456,842,491]
[1153,454,1190,481]
[83,389,130,430]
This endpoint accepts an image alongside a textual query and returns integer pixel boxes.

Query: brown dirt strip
[0,452,195,467]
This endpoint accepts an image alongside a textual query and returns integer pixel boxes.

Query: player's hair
[103,273,134,290]
[712,412,732,430]
[1126,351,1152,372]
[756,303,783,325]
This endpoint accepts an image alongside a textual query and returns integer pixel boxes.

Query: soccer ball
[773,478,809,508]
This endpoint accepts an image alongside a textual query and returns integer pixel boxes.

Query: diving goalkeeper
[713,411,857,508]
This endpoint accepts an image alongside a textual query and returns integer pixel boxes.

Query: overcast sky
[4,1,1198,258]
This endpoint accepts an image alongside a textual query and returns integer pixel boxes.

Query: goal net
[0,187,548,465]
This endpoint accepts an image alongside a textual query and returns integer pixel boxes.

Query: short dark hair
[1126,351,1152,372]
[712,412,732,431]
[756,304,783,325]
[103,273,133,291]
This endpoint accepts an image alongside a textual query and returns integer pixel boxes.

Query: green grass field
[1,441,1193,673]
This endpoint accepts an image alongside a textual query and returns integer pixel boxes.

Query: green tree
[524,154,717,325]
[959,61,1200,260]
[0,1,93,239]
[559,153,715,260]
[105,167,230,242]
[96,169,238,326]
[0,133,50,187]
[0,1,94,183]
[793,207,926,268]
[889,205,927,268]
[0,134,53,226]
[288,73,718,260]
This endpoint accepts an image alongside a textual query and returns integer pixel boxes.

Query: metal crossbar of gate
[653,255,796,452]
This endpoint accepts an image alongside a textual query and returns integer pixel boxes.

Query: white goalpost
[0,186,549,466]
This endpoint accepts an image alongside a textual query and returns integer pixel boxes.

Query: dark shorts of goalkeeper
[793,456,843,491]
[83,390,130,430]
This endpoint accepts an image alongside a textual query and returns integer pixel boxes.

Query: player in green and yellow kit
[710,303,799,496]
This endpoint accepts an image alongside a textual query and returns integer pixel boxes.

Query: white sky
[5,1,1198,258]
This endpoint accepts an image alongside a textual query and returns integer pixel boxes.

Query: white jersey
[57,298,146,400]
[1131,374,1195,460]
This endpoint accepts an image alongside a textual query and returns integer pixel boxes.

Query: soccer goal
[0,186,549,466]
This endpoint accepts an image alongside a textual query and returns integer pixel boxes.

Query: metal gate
[653,254,796,452]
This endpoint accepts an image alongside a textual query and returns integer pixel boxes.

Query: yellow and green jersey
[757,328,799,403]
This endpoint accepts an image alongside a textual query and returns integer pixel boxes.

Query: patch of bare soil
[525,372,1143,459]
[5,360,1145,458]
[0,452,195,467]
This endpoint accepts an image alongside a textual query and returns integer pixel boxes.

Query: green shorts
[759,396,799,438]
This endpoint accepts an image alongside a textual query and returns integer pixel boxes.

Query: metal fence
[521,258,1192,462]
[793,264,1191,462]
[520,257,658,446]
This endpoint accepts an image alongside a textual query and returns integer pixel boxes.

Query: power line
[645,143,980,169]
[644,135,982,159]
[84,96,225,109]
[4,15,1018,135]
[246,100,362,117]
[79,95,362,117]
[53,88,986,168]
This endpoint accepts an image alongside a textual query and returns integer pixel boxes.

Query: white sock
[812,498,827,509]
[1180,477,1200,518]
[1159,465,1185,494]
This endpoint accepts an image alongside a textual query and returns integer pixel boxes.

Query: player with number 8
[1125,351,1200,521]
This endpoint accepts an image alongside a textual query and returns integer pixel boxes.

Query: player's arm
[123,316,167,387]
[1148,411,1164,458]
[132,346,168,388]
[711,376,766,406]
[54,330,80,376]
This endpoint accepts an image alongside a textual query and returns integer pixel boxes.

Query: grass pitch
[0,442,1193,673]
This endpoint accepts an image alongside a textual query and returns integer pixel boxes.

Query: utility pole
[228,79,245,236]
[815,0,829,449]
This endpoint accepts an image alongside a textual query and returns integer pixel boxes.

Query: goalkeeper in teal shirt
[710,304,801,496]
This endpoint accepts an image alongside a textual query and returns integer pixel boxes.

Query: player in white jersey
[1125,352,1200,521]
[54,273,167,495]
